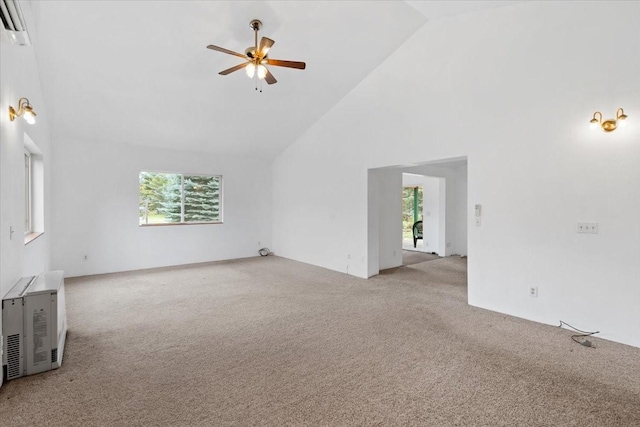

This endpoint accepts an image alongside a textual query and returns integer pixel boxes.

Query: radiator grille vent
[7,334,21,379]
[51,348,58,363]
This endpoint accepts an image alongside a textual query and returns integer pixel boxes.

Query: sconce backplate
[601,119,617,132]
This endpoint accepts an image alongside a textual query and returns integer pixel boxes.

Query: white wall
[272,2,640,346]
[453,167,467,256]
[376,169,403,270]
[51,138,272,277]
[427,177,444,254]
[367,170,380,277]
[0,2,52,387]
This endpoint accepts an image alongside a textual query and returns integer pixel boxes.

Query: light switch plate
[577,222,598,234]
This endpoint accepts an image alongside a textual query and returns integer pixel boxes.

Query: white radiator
[2,271,67,381]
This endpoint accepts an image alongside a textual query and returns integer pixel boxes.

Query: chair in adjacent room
[412,220,423,248]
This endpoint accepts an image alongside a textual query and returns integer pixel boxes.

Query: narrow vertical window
[24,150,32,234]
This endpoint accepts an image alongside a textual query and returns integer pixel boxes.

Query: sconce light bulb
[589,119,599,130]
[618,115,627,128]
[257,65,267,80]
[245,63,256,78]
[24,106,36,124]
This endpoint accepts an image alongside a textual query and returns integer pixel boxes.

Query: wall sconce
[8,97,37,124]
[590,108,627,132]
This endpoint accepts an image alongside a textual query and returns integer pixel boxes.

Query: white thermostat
[475,204,482,226]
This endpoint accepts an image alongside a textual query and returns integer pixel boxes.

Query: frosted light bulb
[257,65,267,80]
[245,63,255,78]
[618,117,626,127]
[24,112,36,125]
[589,120,598,130]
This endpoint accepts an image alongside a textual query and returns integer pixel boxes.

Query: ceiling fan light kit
[207,19,306,91]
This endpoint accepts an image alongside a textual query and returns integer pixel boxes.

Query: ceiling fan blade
[264,68,277,85]
[219,62,249,75]
[265,59,306,70]
[259,37,275,56]
[206,44,247,59]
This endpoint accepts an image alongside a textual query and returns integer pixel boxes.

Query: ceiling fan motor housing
[245,47,268,60]
[245,47,257,59]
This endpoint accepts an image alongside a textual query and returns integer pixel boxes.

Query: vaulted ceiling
[30,1,517,158]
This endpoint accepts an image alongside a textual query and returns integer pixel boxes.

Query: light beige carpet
[402,250,441,266]
[1,256,639,426]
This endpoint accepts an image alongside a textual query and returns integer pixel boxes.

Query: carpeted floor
[1,256,639,426]
[402,250,441,266]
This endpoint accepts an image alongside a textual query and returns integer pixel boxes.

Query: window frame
[24,149,32,235]
[138,170,223,227]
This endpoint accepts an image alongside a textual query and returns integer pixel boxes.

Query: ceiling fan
[207,19,306,88]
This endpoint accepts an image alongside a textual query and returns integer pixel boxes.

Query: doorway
[367,157,467,277]
[402,183,423,250]
[402,173,445,256]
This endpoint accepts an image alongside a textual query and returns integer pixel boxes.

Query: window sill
[25,232,44,245]
[139,221,223,227]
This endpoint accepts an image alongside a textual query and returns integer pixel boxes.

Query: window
[139,171,222,225]
[24,150,32,234]
[23,133,44,245]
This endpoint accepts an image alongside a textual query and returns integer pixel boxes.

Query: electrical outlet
[258,241,261,247]
[529,287,538,298]
[83,255,88,261]
[347,254,351,260]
